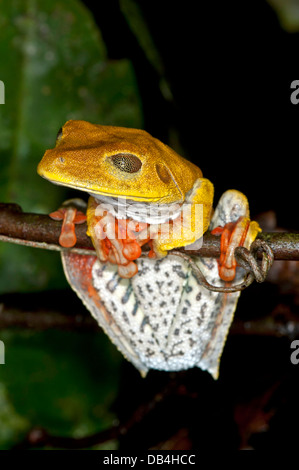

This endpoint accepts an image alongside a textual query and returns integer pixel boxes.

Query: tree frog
[37,120,260,378]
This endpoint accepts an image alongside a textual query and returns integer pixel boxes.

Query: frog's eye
[109,153,142,173]
[56,127,63,145]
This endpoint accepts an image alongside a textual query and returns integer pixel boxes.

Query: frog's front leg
[151,178,214,257]
[86,196,146,278]
[49,198,87,247]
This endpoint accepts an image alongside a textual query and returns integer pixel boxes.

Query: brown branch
[0,203,298,260]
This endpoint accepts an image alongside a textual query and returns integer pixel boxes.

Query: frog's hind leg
[194,190,260,379]
[210,190,261,282]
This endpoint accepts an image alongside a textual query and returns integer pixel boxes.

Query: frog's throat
[90,193,184,224]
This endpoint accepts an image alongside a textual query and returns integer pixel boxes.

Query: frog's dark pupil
[110,154,142,173]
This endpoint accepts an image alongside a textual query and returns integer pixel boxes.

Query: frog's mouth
[90,193,183,224]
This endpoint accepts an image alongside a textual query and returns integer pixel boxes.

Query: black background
[83,0,298,230]
[72,0,299,451]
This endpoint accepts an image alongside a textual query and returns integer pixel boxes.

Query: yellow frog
[37,120,260,378]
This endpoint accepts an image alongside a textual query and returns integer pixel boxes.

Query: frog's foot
[211,216,259,281]
[211,191,261,282]
[50,198,87,248]
[87,198,151,279]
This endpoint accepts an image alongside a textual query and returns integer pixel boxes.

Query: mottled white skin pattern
[62,190,249,379]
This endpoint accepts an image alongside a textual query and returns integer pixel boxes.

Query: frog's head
[37,120,202,204]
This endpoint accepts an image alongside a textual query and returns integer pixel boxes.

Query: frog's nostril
[109,153,142,173]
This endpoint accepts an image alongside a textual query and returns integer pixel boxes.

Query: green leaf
[0,0,143,293]
[0,382,29,449]
[267,0,299,31]
[0,328,122,448]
